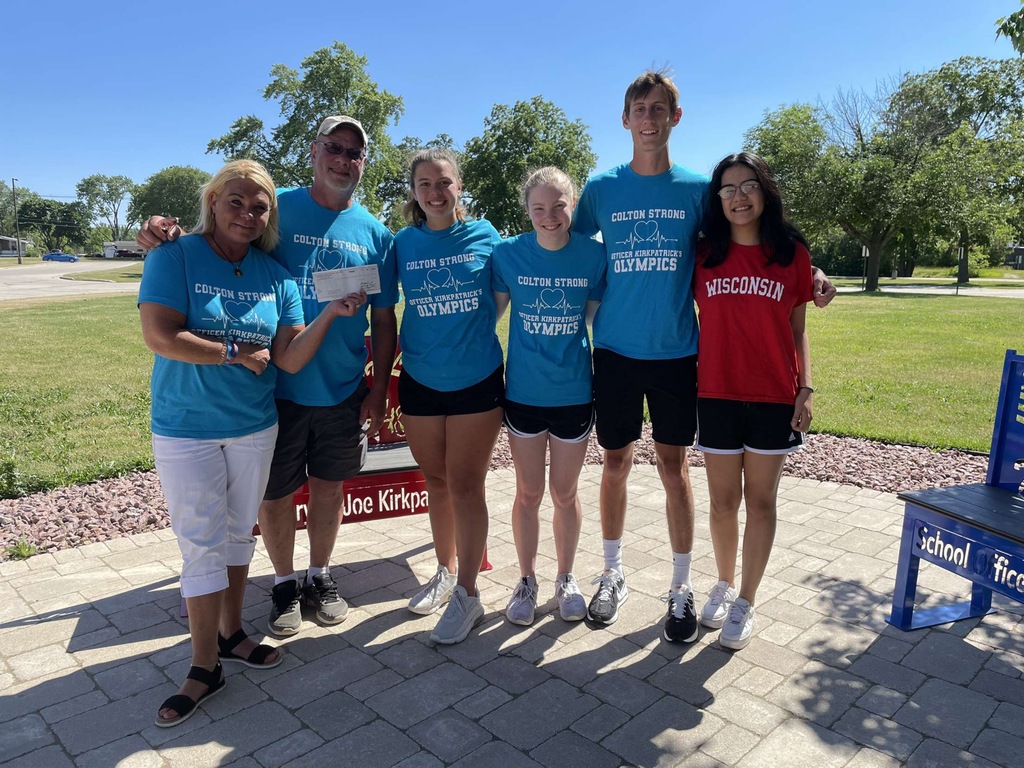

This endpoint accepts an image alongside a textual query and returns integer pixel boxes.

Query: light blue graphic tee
[396,219,503,390]
[270,187,399,406]
[573,163,708,359]
[492,232,606,406]
[139,235,303,439]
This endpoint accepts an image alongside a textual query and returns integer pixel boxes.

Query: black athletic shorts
[398,365,504,417]
[592,349,697,450]
[263,384,369,500]
[695,397,804,454]
[503,400,595,443]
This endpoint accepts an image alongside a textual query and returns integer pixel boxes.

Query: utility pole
[12,178,22,265]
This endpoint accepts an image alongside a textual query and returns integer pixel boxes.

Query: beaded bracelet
[223,338,238,364]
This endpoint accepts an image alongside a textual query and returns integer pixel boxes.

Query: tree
[1,181,14,238]
[462,96,596,235]
[18,198,90,252]
[0,180,13,236]
[0,180,39,239]
[75,174,139,240]
[130,165,213,231]
[912,123,1024,278]
[746,97,919,290]
[744,103,831,243]
[207,42,405,217]
[889,57,1024,279]
[998,2,1024,54]
[891,57,1024,141]
[82,225,113,255]
[746,57,1024,290]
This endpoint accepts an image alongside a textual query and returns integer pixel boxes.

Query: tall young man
[574,72,833,643]
[573,72,705,643]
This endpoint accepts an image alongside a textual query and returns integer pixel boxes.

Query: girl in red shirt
[693,152,815,650]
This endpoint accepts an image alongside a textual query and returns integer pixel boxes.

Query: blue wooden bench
[888,349,1024,630]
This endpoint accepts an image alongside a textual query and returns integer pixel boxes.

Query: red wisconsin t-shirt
[694,241,813,404]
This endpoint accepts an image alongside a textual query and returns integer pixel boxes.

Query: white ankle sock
[274,572,298,586]
[671,551,692,588]
[603,538,623,575]
[306,565,330,584]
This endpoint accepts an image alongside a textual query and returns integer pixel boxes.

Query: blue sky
[1,1,1018,206]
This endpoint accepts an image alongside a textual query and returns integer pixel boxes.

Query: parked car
[42,251,80,263]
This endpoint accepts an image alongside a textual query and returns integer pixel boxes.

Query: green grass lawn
[805,293,1016,452]
[0,292,1017,498]
[71,261,145,283]
[0,296,153,496]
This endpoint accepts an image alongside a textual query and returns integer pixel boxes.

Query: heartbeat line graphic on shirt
[523,288,580,314]
[407,267,473,296]
[205,300,266,333]
[616,220,677,249]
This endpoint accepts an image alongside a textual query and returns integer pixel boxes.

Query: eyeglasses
[315,140,365,161]
[717,180,760,199]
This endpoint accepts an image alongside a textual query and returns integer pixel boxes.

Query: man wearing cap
[138,116,399,637]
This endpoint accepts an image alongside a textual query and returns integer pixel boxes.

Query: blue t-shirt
[395,219,503,390]
[139,235,304,439]
[270,187,399,406]
[492,232,606,406]
[573,163,708,359]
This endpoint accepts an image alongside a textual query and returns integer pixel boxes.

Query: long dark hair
[701,152,807,269]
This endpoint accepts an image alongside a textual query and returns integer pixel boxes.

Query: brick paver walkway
[1,466,1021,767]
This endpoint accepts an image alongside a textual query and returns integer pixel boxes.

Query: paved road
[0,260,140,301]
[5,262,1021,303]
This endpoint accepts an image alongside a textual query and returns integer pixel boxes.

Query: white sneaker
[408,564,457,615]
[506,575,538,626]
[700,580,737,629]
[429,585,484,644]
[719,597,755,650]
[555,573,587,621]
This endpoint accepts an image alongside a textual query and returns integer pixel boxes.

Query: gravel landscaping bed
[0,429,988,561]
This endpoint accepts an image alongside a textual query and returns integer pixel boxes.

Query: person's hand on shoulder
[138,216,183,250]
[812,268,836,308]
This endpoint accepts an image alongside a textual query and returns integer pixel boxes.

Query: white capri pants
[153,424,279,599]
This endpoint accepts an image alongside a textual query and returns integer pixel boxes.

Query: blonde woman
[140,159,364,726]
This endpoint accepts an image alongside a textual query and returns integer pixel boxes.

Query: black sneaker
[303,571,349,625]
[268,579,302,637]
[663,585,699,643]
[587,570,628,624]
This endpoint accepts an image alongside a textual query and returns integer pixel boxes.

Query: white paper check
[312,264,381,301]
